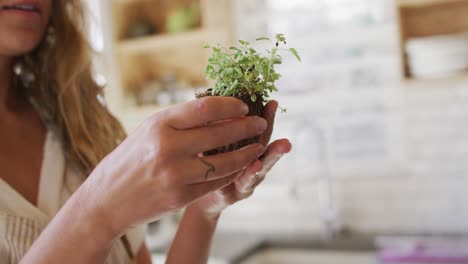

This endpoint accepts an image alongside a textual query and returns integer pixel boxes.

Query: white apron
[0,130,145,264]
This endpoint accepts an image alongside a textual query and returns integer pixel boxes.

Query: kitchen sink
[231,233,377,264]
[150,232,378,264]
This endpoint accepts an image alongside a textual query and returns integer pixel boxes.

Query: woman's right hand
[81,96,267,239]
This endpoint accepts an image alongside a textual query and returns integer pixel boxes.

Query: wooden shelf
[117,29,223,57]
[104,0,235,117]
[398,0,467,8]
[115,29,229,89]
[397,0,468,83]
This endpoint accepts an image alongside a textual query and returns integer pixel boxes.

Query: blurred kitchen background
[88,0,468,263]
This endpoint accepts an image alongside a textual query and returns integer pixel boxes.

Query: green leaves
[275,33,286,43]
[251,94,257,102]
[289,48,302,62]
[204,34,301,103]
[238,40,250,46]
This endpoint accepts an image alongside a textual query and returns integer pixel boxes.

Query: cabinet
[101,0,235,130]
[396,0,468,84]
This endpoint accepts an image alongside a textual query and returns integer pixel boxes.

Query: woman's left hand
[188,100,292,220]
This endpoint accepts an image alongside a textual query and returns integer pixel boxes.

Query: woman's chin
[0,40,42,57]
[0,27,46,57]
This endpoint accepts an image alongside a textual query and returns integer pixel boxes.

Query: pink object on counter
[379,243,468,263]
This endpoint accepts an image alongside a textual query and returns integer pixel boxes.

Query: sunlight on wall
[85,0,104,52]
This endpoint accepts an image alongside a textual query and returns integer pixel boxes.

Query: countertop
[153,231,377,264]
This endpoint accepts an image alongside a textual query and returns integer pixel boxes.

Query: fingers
[180,116,267,154]
[235,160,263,194]
[259,139,292,173]
[187,143,265,183]
[186,139,291,210]
[235,139,292,195]
[163,97,249,130]
[259,100,278,146]
[188,173,241,202]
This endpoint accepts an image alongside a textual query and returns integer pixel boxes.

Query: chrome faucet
[293,118,340,241]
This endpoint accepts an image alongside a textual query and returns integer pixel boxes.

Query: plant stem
[266,47,277,86]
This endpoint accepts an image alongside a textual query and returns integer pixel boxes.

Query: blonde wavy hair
[22,0,126,175]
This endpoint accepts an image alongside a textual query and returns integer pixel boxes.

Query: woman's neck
[0,56,17,114]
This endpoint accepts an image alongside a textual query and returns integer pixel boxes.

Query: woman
[0,0,291,263]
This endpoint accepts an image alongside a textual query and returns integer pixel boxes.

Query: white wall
[217,0,468,236]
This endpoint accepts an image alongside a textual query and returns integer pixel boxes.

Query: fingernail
[254,144,265,153]
[241,103,249,114]
[257,118,267,132]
